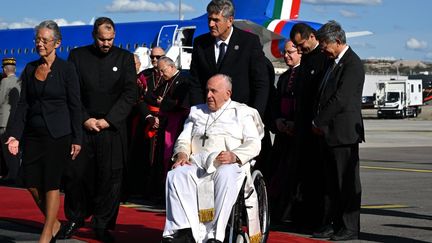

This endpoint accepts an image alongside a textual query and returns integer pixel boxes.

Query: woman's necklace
[200,100,232,147]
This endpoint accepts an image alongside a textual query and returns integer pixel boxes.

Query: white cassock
[163,99,264,243]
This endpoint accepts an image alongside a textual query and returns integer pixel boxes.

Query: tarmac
[1,106,432,243]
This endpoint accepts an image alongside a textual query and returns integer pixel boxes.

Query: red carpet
[0,186,328,243]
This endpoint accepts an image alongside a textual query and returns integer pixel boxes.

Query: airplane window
[118,44,123,48]
[17,48,21,54]
[31,48,35,53]
[411,84,414,93]
[419,84,421,93]
[11,49,14,55]
[60,46,64,52]
[4,49,8,55]
[134,43,138,49]
[126,44,130,50]
[67,46,70,52]
[24,48,28,54]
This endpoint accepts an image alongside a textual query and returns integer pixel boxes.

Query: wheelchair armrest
[249,159,256,167]
[239,159,256,169]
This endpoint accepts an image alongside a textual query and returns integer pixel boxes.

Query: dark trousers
[63,129,125,230]
[293,133,325,230]
[322,143,362,233]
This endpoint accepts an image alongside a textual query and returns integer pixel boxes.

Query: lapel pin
[113,66,118,72]
[234,45,239,50]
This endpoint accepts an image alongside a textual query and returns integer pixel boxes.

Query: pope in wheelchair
[162,74,264,243]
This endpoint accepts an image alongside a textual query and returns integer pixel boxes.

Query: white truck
[374,79,423,118]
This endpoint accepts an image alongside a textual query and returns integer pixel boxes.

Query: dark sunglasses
[150,55,163,60]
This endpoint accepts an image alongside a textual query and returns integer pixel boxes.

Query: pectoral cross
[200,133,209,147]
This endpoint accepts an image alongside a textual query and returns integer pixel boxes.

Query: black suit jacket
[68,45,137,130]
[189,27,269,115]
[9,57,82,144]
[314,47,365,146]
[295,46,329,131]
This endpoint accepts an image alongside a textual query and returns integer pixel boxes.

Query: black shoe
[95,229,115,243]
[49,235,57,243]
[162,228,194,243]
[330,228,358,241]
[206,239,222,243]
[58,221,83,239]
[50,224,61,243]
[312,225,334,239]
[161,236,173,243]
[0,178,15,186]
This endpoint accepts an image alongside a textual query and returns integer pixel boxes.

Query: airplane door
[157,25,178,51]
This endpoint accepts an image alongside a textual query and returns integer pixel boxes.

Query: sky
[1,0,431,62]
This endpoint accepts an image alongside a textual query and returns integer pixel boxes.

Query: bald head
[150,47,165,68]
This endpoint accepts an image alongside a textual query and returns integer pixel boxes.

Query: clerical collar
[201,99,232,147]
[208,98,232,114]
[170,70,180,80]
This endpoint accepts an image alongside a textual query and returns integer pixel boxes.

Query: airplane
[0,0,369,75]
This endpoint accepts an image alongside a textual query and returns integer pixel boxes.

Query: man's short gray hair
[316,20,346,44]
[35,20,62,41]
[158,56,176,68]
[3,65,15,73]
[212,74,232,91]
[207,0,235,19]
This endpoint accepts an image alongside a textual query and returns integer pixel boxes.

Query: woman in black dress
[6,20,82,243]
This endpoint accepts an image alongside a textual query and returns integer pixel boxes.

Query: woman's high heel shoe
[50,223,61,243]
[49,235,57,243]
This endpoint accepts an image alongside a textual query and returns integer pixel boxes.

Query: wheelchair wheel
[251,170,270,243]
[236,232,250,243]
[226,179,247,243]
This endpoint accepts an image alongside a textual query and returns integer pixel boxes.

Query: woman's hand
[5,137,19,155]
[71,144,81,160]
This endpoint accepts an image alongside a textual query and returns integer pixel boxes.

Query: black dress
[7,57,82,192]
[22,79,71,191]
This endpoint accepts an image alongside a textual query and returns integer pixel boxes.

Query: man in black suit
[312,20,365,241]
[289,23,330,230]
[60,17,137,242]
[189,0,269,116]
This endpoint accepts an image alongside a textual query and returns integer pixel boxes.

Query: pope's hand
[216,151,237,164]
[172,152,191,169]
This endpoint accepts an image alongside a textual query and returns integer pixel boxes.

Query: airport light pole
[179,0,182,20]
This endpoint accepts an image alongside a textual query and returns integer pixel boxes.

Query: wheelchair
[225,161,270,243]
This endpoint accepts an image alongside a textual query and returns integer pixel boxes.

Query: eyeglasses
[34,38,55,45]
[282,49,298,55]
[150,55,163,60]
